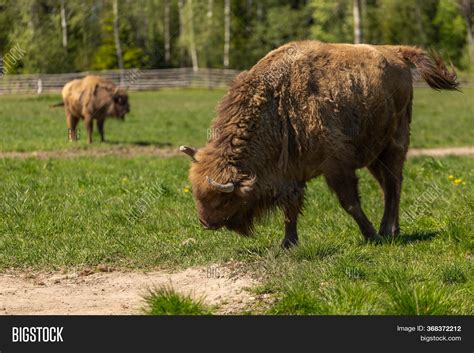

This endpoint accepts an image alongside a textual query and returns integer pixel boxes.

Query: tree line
[0,0,472,74]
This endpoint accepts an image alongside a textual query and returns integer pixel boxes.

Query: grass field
[0,155,472,314]
[0,88,472,315]
[0,87,472,151]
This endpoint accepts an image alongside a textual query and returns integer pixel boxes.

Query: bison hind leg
[367,143,407,237]
[97,118,105,142]
[67,114,79,141]
[324,170,378,241]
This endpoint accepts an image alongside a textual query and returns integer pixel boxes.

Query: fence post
[37,78,42,94]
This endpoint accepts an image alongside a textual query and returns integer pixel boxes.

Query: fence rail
[0,67,471,95]
[0,68,241,95]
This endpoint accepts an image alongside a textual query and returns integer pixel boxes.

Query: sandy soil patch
[0,263,261,315]
[406,146,474,157]
[0,145,181,159]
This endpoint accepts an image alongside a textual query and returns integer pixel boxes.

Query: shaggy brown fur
[182,41,458,247]
[53,75,130,143]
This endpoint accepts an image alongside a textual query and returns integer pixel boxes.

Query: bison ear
[237,175,256,196]
[93,83,99,96]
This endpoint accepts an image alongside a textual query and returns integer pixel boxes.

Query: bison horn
[206,176,235,193]
[179,145,197,161]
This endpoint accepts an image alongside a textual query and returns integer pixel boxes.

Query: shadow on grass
[372,231,439,246]
[397,231,439,244]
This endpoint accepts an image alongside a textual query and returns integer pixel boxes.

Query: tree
[310,0,353,43]
[224,0,230,68]
[353,0,362,43]
[188,0,199,71]
[113,0,124,84]
[434,0,467,68]
[164,0,171,64]
[60,0,68,51]
[0,0,470,73]
[460,0,474,67]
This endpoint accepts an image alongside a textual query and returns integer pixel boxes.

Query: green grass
[0,88,472,314]
[143,287,212,315]
[0,87,472,152]
[0,155,472,314]
[0,89,224,152]
[411,88,474,148]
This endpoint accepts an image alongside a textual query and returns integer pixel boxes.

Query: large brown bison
[180,41,458,248]
[52,75,130,143]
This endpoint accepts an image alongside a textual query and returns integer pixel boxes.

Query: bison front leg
[324,170,378,241]
[281,182,306,249]
[66,113,79,141]
[282,212,299,249]
[84,116,94,144]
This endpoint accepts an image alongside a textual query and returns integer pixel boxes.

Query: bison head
[111,87,130,120]
[180,145,257,236]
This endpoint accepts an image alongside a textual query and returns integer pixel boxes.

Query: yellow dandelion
[454,178,462,184]
[448,175,454,180]
[183,186,190,193]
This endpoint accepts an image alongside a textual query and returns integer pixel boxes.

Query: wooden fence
[0,67,471,95]
[0,68,241,95]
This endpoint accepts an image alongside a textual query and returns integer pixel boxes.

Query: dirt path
[0,145,180,159]
[406,147,474,157]
[1,145,474,159]
[0,263,262,315]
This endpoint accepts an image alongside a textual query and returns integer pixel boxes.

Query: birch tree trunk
[188,0,199,72]
[206,0,213,67]
[353,0,363,44]
[113,0,125,85]
[60,0,68,51]
[461,0,474,66]
[224,0,230,68]
[178,0,185,67]
[207,0,213,27]
[164,0,170,64]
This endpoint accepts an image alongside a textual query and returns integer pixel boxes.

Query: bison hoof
[379,225,400,238]
[281,237,298,249]
[366,234,384,244]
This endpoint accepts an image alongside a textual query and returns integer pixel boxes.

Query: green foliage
[240,4,312,69]
[91,42,117,70]
[433,0,467,68]
[310,0,353,43]
[0,0,470,73]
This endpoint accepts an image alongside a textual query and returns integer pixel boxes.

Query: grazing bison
[180,41,458,248]
[52,75,130,143]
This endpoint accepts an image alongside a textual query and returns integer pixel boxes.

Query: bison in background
[52,75,130,143]
[181,41,458,248]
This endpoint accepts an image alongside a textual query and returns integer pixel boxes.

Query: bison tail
[49,102,64,108]
[394,46,459,91]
